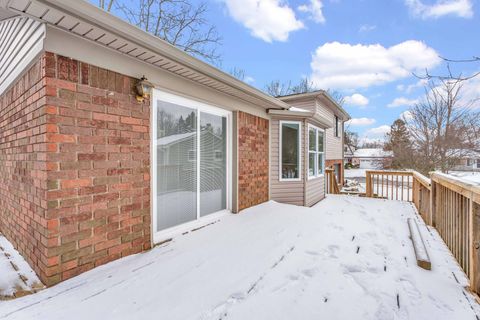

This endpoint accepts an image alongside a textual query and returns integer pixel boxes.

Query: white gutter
[4,0,289,110]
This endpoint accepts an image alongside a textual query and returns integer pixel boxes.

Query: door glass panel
[156,101,197,231]
[200,112,227,216]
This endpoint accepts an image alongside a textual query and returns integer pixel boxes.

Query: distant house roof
[157,130,221,147]
[447,149,480,158]
[353,148,393,158]
[157,132,196,147]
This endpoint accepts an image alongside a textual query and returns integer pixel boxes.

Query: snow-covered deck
[0,195,478,319]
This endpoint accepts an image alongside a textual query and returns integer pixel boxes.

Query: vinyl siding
[0,16,45,95]
[316,99,343,160]
[305,177,325,206]
[270,118,305,206]
[304,120,325,206]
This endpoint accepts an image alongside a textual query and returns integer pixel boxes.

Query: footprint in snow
[400,278,422,306]
[301,267,318,278]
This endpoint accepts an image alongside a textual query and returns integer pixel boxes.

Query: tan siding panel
[0,17,45,95]
[305,177,325,206]
[316,100,343,160]
[270,118,305,206]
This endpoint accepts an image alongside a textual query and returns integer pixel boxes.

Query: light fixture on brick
[135,76,153,102]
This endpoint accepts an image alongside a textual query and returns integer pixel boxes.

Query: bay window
[308,125,324,178]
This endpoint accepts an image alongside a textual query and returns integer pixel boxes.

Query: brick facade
[0,52,151,286]
[237,111,269,211]
[0,53,50,285]
[325,159,344,185]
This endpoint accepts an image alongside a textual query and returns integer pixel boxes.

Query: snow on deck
[0,196,478,319]
[0,235,44,299]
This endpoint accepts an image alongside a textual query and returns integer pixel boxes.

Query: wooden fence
[365,170,413,201]
[325,168,340,194]
[359,169,480,294]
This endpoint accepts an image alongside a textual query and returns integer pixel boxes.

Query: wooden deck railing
[365,170,413,201]
[360,169,480,294]
[325,168,340,194]
[412,172,431,223]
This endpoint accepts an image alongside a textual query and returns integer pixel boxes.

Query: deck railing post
[365,171,372,197]
[469,197,477,293]
[430,178,436,227]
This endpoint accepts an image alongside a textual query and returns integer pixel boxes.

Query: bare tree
[344,129,359,149]
[98,0,115,12]
[326,89,345,106]
[406,78,480,174]
[416,57,480,81]
[290,78,317,94]
[264,78,318,97]
[264,80,293,97]
[229,67,246,81]
[97,0,222,64]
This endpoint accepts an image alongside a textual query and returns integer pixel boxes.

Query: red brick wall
[0,52,151,286]
[325,159,344,185]
[237,111,269,211]
[0,53,50,283]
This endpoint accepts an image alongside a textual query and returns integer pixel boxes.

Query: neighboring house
[0,1,349,286]
[451,150,480,172]
[351,148,393,169]
[344,145,356,166]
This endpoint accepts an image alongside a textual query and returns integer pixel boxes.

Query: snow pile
[449,171,480,185]
[342,179,365,193]
[0,196,477,319]
[353,148,392,158]
[344,168,367,179]
[0,235,44,299]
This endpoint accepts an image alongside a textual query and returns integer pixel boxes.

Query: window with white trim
[308,125,324,178]
[280,121,301,180]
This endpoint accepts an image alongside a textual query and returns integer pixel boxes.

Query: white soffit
[3,0,288,110]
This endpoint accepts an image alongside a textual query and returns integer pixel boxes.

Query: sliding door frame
[151,88,232,244]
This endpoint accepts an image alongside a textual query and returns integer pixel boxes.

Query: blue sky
[191,0,480,143]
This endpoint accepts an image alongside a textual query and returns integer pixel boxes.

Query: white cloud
[387,97,419,108]
[344,93,369,107]
[459,74,480,109]
[309,40,441,90]
[359,125,391,144]
[244,76,255,84]
[222,0,304,42]
[405,0,473,19]
[298,0,326,24]
[346,117,376,126]
[359,24,376,33]
[361,125,391,142]
[398,79,428,93]
[401,110,413,121]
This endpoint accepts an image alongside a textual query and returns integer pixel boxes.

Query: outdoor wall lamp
[136,76,154,103]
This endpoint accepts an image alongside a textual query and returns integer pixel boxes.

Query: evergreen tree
[384,119,414,169]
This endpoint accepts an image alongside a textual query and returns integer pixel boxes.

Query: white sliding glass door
[152,89,231,238]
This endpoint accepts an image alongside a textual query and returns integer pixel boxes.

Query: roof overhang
[1,0,289,111]
[267,108,333,128]
[278,90,351,120]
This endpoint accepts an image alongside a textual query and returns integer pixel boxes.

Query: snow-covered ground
[448,171,480,185]
[0,196,478,319]
[0,235,43,299]
[344,168,367,179]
